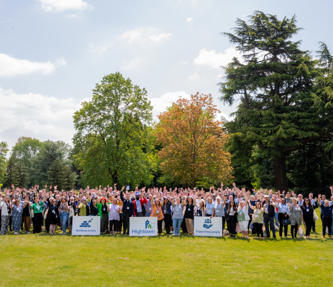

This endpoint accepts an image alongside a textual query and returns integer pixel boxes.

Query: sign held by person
[129,217,158,236]
[194,216,222,237]
[72,216,100,236]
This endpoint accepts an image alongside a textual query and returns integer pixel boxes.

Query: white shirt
[0,201,9,216]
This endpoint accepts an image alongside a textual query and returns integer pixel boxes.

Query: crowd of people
[0,183,332,239]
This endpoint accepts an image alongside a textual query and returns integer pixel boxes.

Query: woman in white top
[237,199,250,239]
[108,198,120,235]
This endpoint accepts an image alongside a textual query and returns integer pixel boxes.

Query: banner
[72,216,100,236]
[129,217,158,236]
[194,216,222,237]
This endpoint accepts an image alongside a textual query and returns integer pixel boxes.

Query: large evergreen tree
[220,11,332,191]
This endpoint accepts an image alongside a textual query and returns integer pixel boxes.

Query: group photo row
[1,184,332,239]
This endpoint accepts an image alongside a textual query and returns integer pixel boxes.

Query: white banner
[129,217,158,236]
[194,216,222,237]
[72,216,100,236]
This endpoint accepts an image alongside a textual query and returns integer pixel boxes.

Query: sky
[0,0,332,149]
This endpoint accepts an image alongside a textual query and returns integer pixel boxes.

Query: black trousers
[164,214,172,234]
[45,218,50,233]
[253,222,263,237]
[222,216,226,231]
[117,213,123,232]
[181,218,187,233]
[322,216,332,236]
[278,213,288,237]
[109,220,118,233]
[304,218,312,236]
[33,213,43,233]
[227,215,237,235]
[158,219,163,234]
[123,214,130,234]
[101,214,109,233]
[291,224,299,238]
[248,214,252,232]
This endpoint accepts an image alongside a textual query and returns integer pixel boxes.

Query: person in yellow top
[150,198,164,235]
[117,198,123,234]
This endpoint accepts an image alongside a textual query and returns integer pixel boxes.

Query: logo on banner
[80,218,93,228]
[203,218,213,229]
[145,220,152,229]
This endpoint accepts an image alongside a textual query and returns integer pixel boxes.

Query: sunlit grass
[0,212,332,287]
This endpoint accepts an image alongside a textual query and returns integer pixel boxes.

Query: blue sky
[0,0,332,148]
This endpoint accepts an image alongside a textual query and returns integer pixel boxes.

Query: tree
[48,159,76,190]
[155,92,232,187]
[33,140,75,188]
[5,138,76,189]
[0,142,8,185]
[220,11,325,190]
[6,137,43,187]
[73,72,155,187]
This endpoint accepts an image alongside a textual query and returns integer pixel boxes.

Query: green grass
[0,235,332,286]
[0,212,332,287]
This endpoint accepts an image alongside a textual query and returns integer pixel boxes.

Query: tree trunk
[273,151,288,191]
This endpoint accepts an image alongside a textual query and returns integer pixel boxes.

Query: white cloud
[187,73,200,81]
[193,47,241,70]
[38,0,91,12]
[150,91,190,120]
[121,27,172,44]
[89,42,114,54]
[186,17,193,23]
[0,88,80,147]
[121,58,142,71]
[0,53,66,77]
[90,27,172,54]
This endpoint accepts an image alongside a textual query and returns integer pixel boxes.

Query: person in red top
[133,191,147,216]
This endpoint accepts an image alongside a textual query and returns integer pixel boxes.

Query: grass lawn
[0,213,332,287]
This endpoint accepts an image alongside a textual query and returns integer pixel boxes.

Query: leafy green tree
[6,137,43,187]
[0,142,8,185]
[73,72,155,187]
[5,138,76,189]
[220,11,329,190]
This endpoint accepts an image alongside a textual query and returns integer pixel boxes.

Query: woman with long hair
[171,197,185,236]
[249,201,264,237]
[151,198,164,235]
[59,197,70,234]
[227,200,237,237]
[289,198,303,239]
[45,198,58,235]
[184,197,194,235]
[31,196,44,233]
[301,198,314,239]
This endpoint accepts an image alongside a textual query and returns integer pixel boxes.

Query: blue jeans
[173,218,182,235]
[60,212,69,233]
[264,215,276,238]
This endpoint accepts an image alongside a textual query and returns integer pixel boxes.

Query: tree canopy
[220,11,333,192]
[73,72,156,188]
[155,93,232,187]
